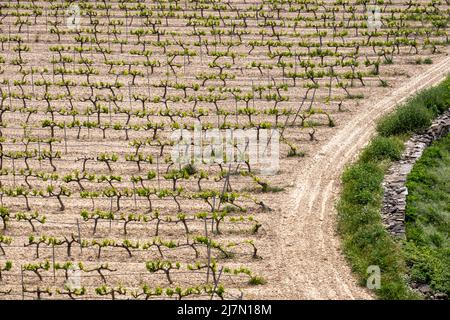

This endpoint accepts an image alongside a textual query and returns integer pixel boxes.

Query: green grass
[338,137,416,299]
[337,75,450,299]
[377,76,450,137]
[404,134,450,295]
[415,58,433,65]
[248,276,266,285]
[377,104,433,137]
[359,136,404,163]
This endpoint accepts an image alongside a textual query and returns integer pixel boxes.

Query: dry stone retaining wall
[381,109,450,237]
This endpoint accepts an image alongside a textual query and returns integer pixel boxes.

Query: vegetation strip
[337,76,450,299]
[382,110,450,238]
[404,133,450,299]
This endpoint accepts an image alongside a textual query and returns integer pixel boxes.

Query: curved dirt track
[259,55,450,300]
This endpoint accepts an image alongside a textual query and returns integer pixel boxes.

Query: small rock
[434,293,448,300]
[418,284,432,295]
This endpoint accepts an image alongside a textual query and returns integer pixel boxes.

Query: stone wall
[381,110,450,238]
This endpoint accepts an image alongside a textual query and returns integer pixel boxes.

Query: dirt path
[260,55,450,300]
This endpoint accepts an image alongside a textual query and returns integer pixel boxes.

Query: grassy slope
[405,134,450,295]
[337,76,450,299]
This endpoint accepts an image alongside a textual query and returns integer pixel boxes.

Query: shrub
[248,276,266,285]
[409,80,450,116]
[377,77,450,136]
[377,103,432,137]
[378,280,416,300]
[360,136,404,162]
[342,162,384,206]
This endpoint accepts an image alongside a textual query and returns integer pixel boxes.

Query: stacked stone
[381,110,450,238]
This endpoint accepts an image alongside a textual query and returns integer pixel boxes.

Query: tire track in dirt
[263,55,450,300]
